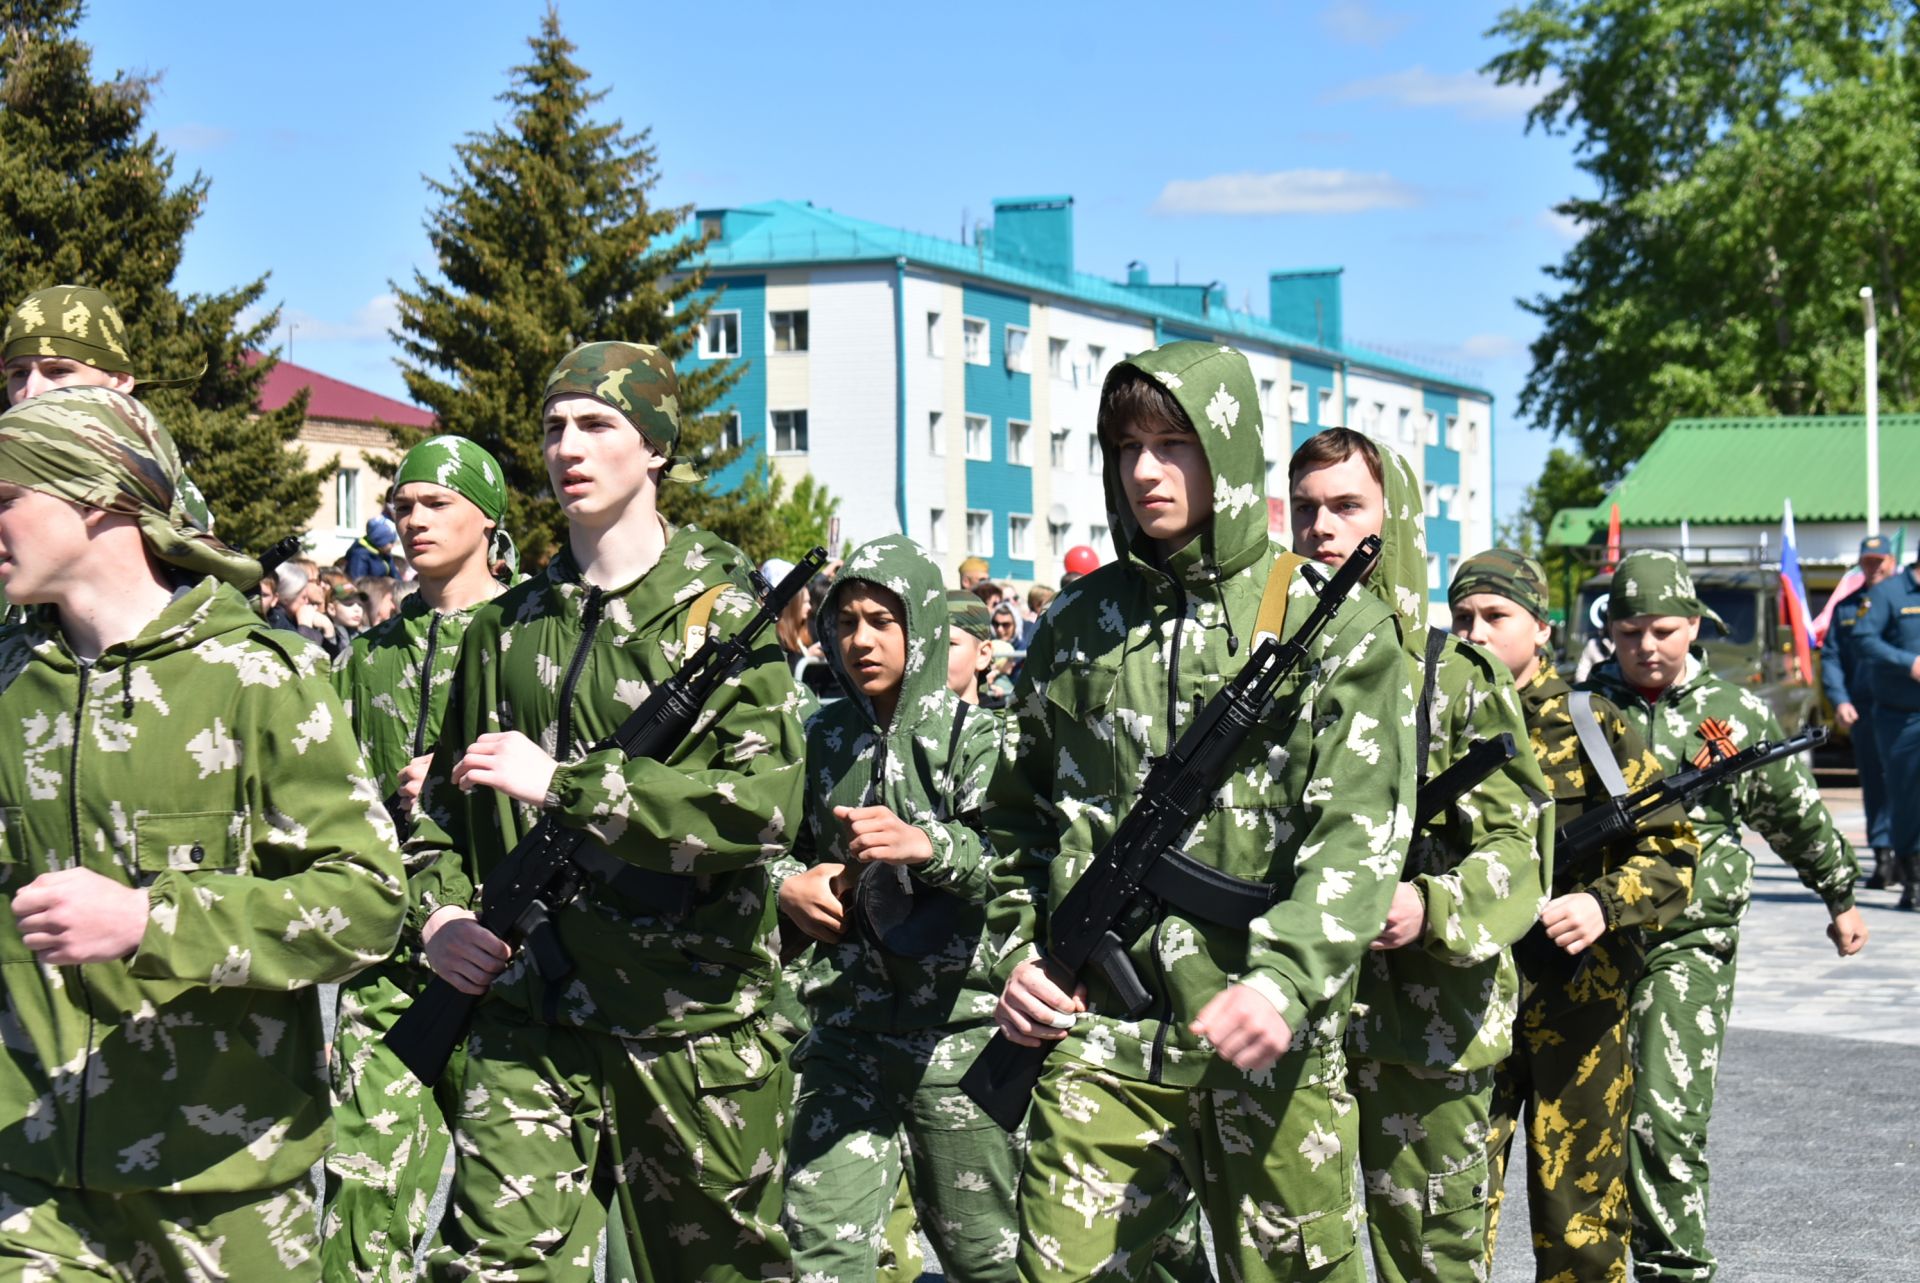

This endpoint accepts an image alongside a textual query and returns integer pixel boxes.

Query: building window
[1087,344,1106,377]
[772,409,809,454]
[1258,379,1275,416]
[1049,520,1071,557]
[1049,337,1069,379]
[1008,420,1031,466]
[965,414,991,460]
[1008,515,1032,559]
[928,410,945,456]
[1345,395,1359,428]
[770,310,809,353]
[963,317,989,365]
[926,311,943,357]
[1446,414,1462,450]
[335,467,359,529]
[1426,552,1440,590]
[1424,410,1440,446]
[929,507,947,553]
[1288,383,1308,424]
[720,411,742,452]
[966,510,993,556]
[1050,427,1071,469]
[1371,401,1387,435]
[1422,482,1439,518]
[1005,325,1030,373]
[1088,522,1108,551]
[1088,434,1101,471]
[1397,407,1413,442]
[699,310,740,359]
[1317,388,1335,426]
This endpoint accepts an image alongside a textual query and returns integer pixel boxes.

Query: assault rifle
[385,547,828,1086]
[958,536,1382,1133]
[1518,725,1828,971]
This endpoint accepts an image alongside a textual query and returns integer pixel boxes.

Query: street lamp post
[1862,287,1880,537]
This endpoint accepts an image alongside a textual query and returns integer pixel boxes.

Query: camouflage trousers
[1017,1051,1362,1283]
[322,961,457,1283]
[0,1168,320,1281]
[1487,938,1639,1283]
[1351,1057,1495,1283]
[784,1025,1019,1282]
[427,1001,793,1283]
[1628,928,1736,1283]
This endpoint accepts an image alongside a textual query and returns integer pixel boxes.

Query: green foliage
[1486,1,1920,487]
[0,0,327,553]
[1497,447,1607,614]
[763,472,840,562]
[392,6,827,567]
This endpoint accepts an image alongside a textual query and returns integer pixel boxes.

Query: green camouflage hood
[813,535,951,737]
[1609,549,1728,633]
[1368,440,1433,660]
[0,387,258,588]
[1450,547,1549,623]
[1099,341,1270,588]
[543,341,700,483]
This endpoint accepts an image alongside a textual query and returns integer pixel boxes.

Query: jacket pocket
[1,807,33,964]
[134,812,246,877]
[688,1024,792,1190]
[1427,1153,1491,1216]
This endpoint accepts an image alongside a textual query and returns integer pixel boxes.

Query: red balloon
[1063,545,1100,575]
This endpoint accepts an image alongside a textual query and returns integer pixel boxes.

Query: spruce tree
[394,6,823,566]
[0,0,328,552]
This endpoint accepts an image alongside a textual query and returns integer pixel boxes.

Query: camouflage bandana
[1450,547,1549,622]
[947,589,993,639]
[393,434,519,579]
[542,341,700,484]
[0,387,261,588]
[1609,549,1727,633]
[2,285,202,391]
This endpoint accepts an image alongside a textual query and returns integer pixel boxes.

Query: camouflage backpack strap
[683,582,733,654]
[1253,549,1309,648]
[1569,691,1630,798]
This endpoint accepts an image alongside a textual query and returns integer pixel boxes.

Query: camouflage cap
[947,589,993,639]
[0,387,261,589]
[1608,549,1726,633]
[542,341,699,483]
[1450,547,1549,622]
[3,285,133,372]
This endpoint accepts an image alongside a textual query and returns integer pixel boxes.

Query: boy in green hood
[406,343,809,1283]
[1289,428,1551,1283]
[322,434,515,1282]
[1581,549,1864,1283]
[0,387,406,1278]
[774,535,1017,1282]
[987,341,1416,1282]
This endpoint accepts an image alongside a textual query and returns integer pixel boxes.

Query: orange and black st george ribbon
[1691,717,1739,769]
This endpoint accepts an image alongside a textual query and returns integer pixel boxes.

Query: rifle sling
[1569,691,1630,799]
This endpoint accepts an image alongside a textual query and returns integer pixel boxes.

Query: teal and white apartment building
[681,195,1494,611]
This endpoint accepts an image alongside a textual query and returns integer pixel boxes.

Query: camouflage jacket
[986,341,1415,1089]
[1346,445,1552,1073]
[407,526,809,1041]
[1520,665,1694,941]
[771,536,1003,1055]
[0,581,406,1193]
[1584,650,1857,936]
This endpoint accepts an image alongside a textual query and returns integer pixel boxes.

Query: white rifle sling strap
[1569,690,1631,799]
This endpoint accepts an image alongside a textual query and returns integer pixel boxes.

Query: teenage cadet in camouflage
[771,535,1017,1282]
[0,387,406,1279]
[407,342,808,1283]
[1288,431,1551,1283]
[1820,536,1897,890]
[1855,546,1920,907]
[988,341,1415,1283]
[323,434,514,1283]
[1449,549,1696,1283]
[1581,550,1867,1283]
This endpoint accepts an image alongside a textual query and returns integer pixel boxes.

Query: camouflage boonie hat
[3,285,133,372]
[542,341,699,483]
[0,387,260,588]
[1450,547,1549,622]
[1609,549,1726,633]
[947,589,993,639]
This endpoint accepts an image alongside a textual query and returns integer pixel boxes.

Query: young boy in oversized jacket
[774,534,1018,1282]
[0,388,405,1277]
[407,343,808,1283]
[989,341,1416,1282]
[1289,429,1551,1283]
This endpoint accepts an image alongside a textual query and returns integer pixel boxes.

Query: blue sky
[76,0,1586,519]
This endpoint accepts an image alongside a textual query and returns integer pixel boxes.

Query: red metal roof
[249,352,436,429]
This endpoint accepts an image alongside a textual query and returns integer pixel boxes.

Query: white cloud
[1319,0,1410,46]
[1325,66,1557,120]
[1154,170,1420,216]
[1540,208,1586,241]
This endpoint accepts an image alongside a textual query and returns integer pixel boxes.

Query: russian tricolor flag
[1779,498,1816,683]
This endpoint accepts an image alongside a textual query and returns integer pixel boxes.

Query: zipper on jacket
[69,661,96,1191]
[410,610,445,758]
[1163,582,1189,745]
[554,586,606,760]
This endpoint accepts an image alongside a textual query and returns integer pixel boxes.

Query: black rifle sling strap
[1569,691,1630,799]
[1415,626,1449,782]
